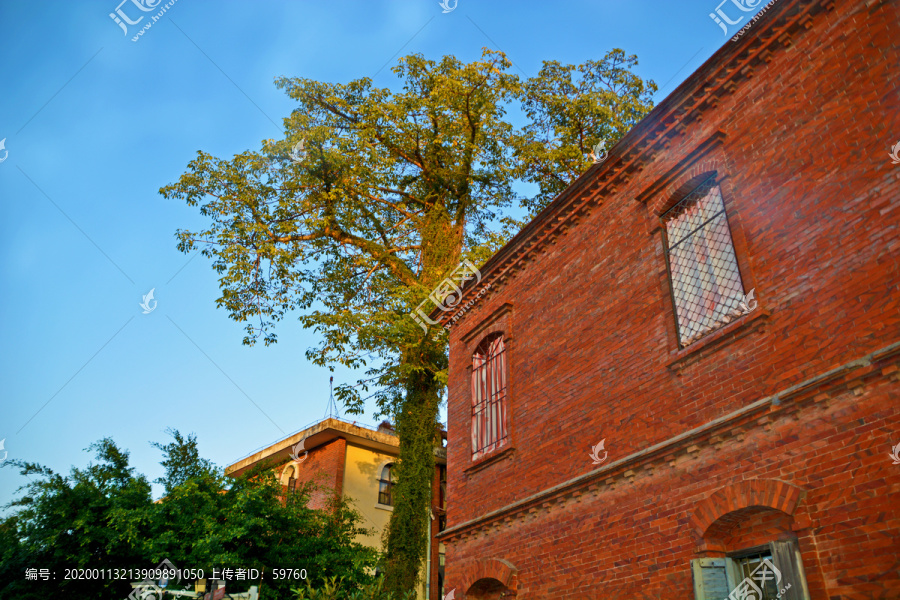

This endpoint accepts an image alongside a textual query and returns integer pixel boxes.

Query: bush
[290,577,418,600]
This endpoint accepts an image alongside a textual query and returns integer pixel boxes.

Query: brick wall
[441,0,900,598]
[285,437,347,510]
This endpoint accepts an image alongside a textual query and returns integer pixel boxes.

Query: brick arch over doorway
[458,558,517,598]
[691,479,805,541]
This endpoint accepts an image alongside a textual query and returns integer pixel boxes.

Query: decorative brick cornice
[433,0,836,328]
[437,339,900,543]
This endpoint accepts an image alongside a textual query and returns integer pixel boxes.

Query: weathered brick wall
[285,437,347,510]
[442,0,900,597]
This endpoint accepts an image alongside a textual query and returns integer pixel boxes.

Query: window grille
[378,463,395,506]
[471,334,509,458]
[662,176,747,346]
[733,551,780,600]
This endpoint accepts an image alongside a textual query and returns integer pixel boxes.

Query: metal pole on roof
[324,375,340,419]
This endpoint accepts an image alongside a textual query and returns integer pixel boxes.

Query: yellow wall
[342,442,396,550]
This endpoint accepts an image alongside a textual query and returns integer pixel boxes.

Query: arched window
[378,463,396,506]
[471,333,508,458]
[282,463,300,492]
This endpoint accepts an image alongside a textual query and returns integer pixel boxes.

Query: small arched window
[378,463,396,506]
[282,463,300,492]
[471,333,508,458]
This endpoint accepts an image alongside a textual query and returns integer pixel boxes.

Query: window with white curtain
[471,333,509,459]
[662,176,748,347]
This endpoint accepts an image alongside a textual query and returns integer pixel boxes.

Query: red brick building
[436,0,900,598]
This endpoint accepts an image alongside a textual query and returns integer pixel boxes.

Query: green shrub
[291,576,417,600]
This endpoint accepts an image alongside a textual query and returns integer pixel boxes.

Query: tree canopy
[161,48,655,412]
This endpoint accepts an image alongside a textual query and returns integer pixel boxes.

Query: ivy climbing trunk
[383,341,444,594]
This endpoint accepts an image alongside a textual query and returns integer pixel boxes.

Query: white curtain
[471,336,508,458]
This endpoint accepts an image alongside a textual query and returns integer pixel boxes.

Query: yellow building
[226,417,447,599]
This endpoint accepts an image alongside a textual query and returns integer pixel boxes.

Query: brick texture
[283,437,347,510]
[439,0,900,598]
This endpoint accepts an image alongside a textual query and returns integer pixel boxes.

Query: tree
[161,48,655,592]
[151,428,218,495]
[513,51,660,213]
[148,461,377,597]
[0,439,154,599]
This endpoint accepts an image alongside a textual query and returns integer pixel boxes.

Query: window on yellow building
[378,463,396,506]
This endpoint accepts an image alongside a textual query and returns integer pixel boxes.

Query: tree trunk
[383,342,444,595]
[384,205,460,594]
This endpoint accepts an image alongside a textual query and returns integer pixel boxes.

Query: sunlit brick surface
[439,1,900,598]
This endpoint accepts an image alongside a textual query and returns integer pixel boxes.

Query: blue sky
[0,0,769,504]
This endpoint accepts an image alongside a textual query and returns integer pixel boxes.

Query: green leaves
[0,440,152,598]
[150,428,219,496]
[511,49,657,214]
[161,49,655,406]
[292,576,418,600]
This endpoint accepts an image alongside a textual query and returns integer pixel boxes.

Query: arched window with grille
[378,463,396,506]
[471,333,509,459]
